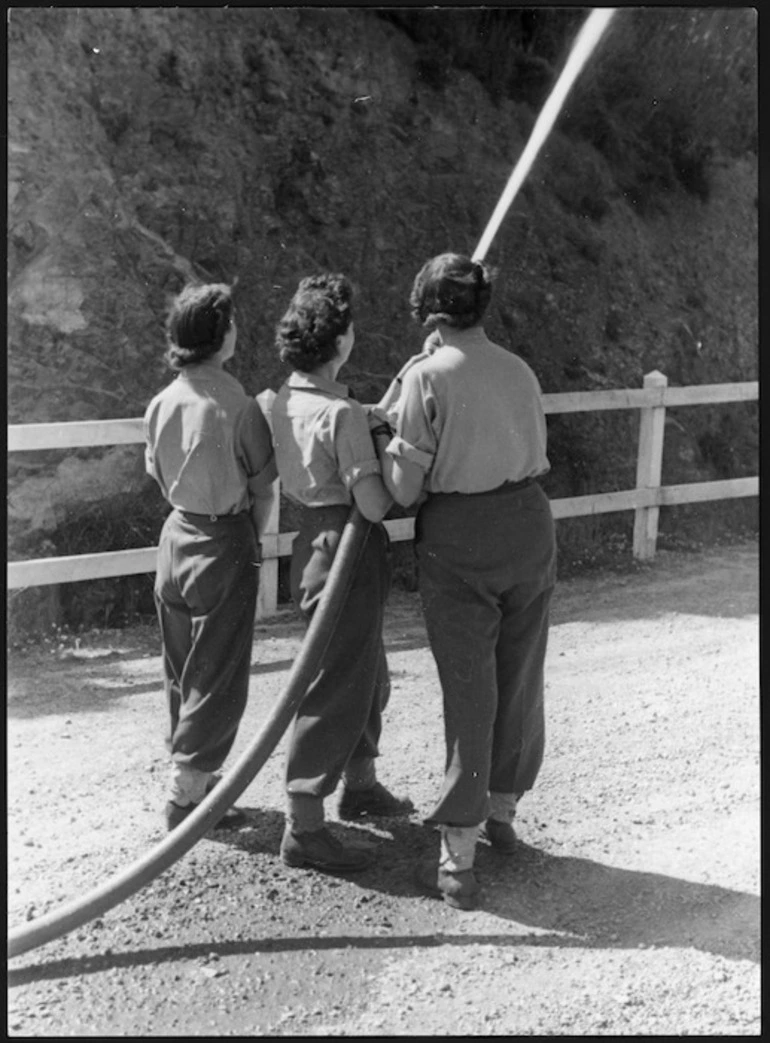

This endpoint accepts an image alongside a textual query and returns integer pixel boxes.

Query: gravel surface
[7,541,760,1036]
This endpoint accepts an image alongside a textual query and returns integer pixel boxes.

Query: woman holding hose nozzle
[271,272,413,874]
[377,253,556,909]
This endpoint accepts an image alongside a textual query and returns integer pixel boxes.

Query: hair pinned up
[275,272,354,373]
[409,253,495,330]
[164,283,234,370]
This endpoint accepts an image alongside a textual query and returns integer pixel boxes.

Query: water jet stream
[473,8,616,262]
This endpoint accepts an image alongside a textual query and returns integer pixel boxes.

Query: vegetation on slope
[7,7,757,638]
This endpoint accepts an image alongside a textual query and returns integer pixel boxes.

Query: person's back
[271,272,412,876]
[272,371,375,510]
[146,359,269,517]
[144,282,276,832]
[378,252,557,911]
[398,331,549,495]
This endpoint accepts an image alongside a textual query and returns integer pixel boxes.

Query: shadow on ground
[9,813,758,986]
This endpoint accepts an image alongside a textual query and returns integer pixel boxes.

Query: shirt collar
[287,370,350,399]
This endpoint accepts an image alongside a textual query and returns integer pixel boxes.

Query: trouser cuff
[287,794,325,834]
[439,825,479,872]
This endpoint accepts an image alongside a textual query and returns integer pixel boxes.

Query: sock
[343,756,377,791]
[488,791,521,825]
[439,825,479,873]
[287,794,325,834]
[169,763,211,806]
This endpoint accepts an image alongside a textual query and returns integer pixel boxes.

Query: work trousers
[154,509,259,773]
[416,479,557,828]
[286,504,392,800]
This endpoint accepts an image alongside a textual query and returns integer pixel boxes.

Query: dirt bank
[7,541,760,1036]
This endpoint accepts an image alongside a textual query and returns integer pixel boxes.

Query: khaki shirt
[272,370,381,508]
[384,330,550,495]
[144,361,276,515]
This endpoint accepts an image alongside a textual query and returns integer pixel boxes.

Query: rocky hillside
[7,8,758,633]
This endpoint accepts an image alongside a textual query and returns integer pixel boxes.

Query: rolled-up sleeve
[144,440,156,480]
[385,435,433,470]
[143,406,160,482]
[387,366,438,473]
[332,400,382,492]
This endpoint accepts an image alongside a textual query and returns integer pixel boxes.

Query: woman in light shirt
[378,253,556,909]
[271,272,413,875]
[144,282,277,831]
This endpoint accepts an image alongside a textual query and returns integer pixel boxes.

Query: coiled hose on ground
[8,508,371,960]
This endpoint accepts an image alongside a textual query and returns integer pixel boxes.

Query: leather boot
[280,825,371,873]
[482,818,518,854]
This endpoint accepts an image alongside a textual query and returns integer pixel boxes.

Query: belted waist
[429,476,537,501]
[488,476,536,494]
[175,508,249,523]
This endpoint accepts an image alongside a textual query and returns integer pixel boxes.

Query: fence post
[633,370,668,561]
[255,390,280,620]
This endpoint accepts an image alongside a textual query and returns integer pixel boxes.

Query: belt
[488,476,536,494]
[176,509,247,523]
[429,476,536,501]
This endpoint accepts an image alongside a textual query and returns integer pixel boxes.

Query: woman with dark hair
[378,253,556,909]
[271,272,412,874]
[144,282,277,831]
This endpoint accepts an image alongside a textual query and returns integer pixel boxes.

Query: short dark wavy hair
[409,253,495,330]
[164,283,234,370]
[275,273,353,373]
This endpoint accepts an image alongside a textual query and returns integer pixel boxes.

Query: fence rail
[7,372,758,617]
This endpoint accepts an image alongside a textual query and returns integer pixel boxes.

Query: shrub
[563,8,756,204]
[376,9,581,106]
[380,8,756,207]
[43,485,167,630]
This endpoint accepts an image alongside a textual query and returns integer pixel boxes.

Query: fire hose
[8,7,614,961]
[8,509,372,959]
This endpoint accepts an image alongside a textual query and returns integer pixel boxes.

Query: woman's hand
[362,403,393,434]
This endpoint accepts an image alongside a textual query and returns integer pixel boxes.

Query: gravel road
[7,540,760,1036]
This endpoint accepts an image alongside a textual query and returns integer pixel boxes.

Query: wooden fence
[7,371,758,618]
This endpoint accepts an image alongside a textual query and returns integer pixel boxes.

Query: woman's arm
[240,400,279,538]
[370,425,425,507]
[332,402,393,522]
[374,362,433,507]
[379,448,425,507]
[351,472,392,523]
[247,466,278,539]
